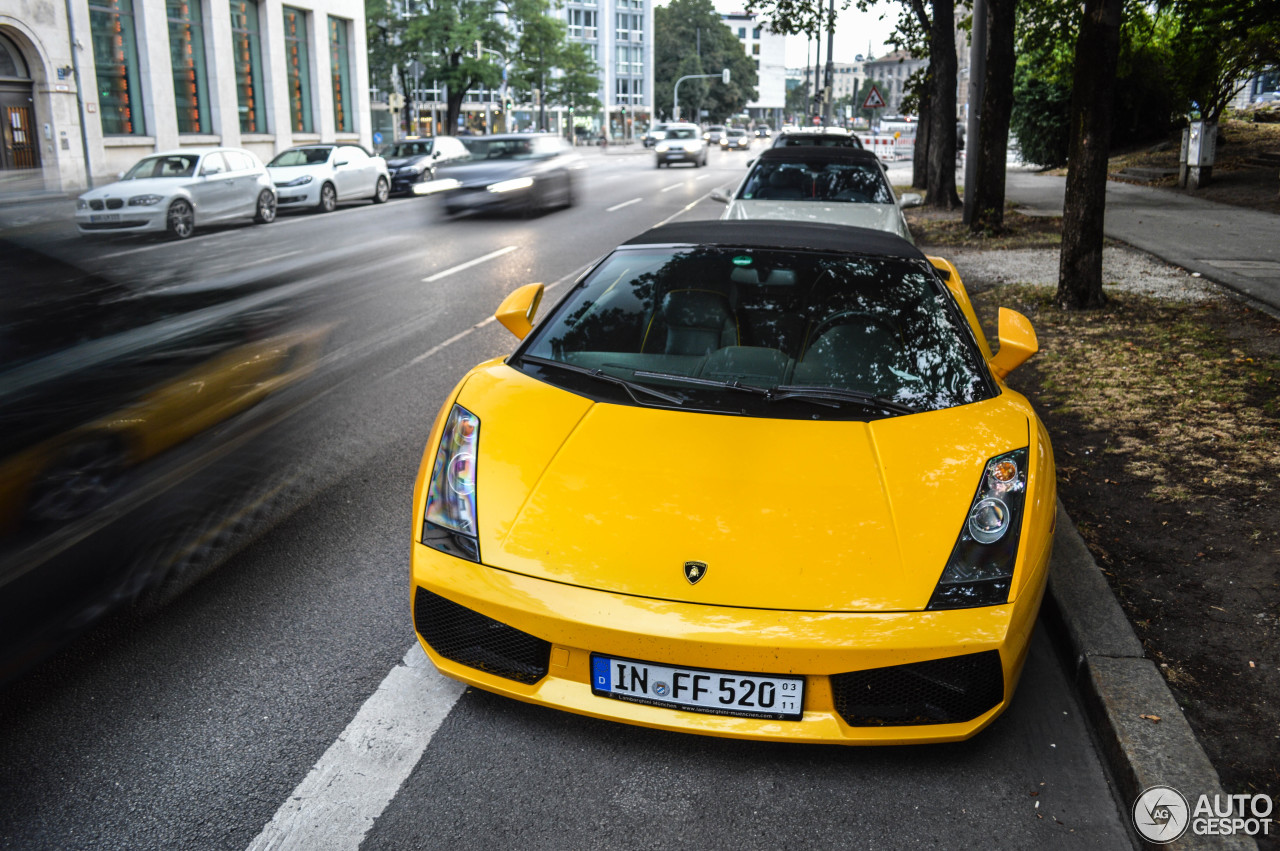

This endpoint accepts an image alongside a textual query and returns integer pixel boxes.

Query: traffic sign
[373,132,383,145]
[863,86,886,110]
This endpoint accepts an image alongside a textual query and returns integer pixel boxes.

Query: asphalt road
[0,146,1135,850]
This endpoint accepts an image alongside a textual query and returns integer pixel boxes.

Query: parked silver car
[267,144,390,212]
[75,148,276,239]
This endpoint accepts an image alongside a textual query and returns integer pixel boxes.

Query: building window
[616,13,641,42]
[568,8,596,40]
[167,0,210,134]
[738,27,746,38]
[283,7,312,132]
[329,17,352,132]
[752,43,759,55]
[752,26,761,39]
[89,0,145,135]
[230,0,265,133]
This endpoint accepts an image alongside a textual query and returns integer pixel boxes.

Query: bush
[1011,73,1071,168]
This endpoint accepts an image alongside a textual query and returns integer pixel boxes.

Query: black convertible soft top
[622,219,926,262]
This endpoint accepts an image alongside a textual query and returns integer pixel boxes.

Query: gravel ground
[946,245,1223,302]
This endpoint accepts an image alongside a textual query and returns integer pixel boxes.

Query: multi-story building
[564,0,653,140]
[1,0,370,193]
[719,11,784,127]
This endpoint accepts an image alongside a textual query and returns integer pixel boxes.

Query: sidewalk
[1004,171,1280,314]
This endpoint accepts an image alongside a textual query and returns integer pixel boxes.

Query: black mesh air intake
[413,588,550,684]
[831,650,1004,726]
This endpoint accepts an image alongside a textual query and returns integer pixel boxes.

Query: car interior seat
[646,290,739,356]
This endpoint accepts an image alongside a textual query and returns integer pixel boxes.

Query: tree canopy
[654,0,758,122]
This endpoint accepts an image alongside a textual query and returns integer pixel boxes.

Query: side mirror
[495,283,545,340]
[988,307,1038,379]
[746,158,756,167]
[710,189,730,204]
[900,193,923,208]
[117,171,125,180]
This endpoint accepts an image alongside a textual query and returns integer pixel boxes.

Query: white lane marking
[695,174,713,181]
[422,245,519,283]
[653,189,717,228]
[606,197,643,212]
[245,644,464,851]
[660,183,684,193]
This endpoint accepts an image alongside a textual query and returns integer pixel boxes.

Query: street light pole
[823,0,835,126]
[673,69,730,122]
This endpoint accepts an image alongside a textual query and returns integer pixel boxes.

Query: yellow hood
[457,363,1032,613]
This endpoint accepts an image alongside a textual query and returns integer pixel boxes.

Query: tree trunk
[913,95,930,190]
[446,88,465,136]
[1056,0,1123,309]
[968,0,1017,232]
[924,0,961,209]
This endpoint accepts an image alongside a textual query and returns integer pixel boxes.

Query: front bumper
[441,185,529,214]
[656,149,702,164]
[410,540,1048,744]
[274,182,321,207]
[75,207,166,233]
[391,169,431,195]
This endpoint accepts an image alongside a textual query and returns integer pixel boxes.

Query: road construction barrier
[857,134,914,162]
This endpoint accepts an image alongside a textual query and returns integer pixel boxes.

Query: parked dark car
[379,137,471,195]
[435,134,582,216]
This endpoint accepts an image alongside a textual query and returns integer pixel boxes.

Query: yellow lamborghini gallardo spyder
[411,221,1056,744]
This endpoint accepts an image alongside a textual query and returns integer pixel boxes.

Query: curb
[1045,501,1257,850]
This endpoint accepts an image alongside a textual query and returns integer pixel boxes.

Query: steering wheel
[804,310,903,358]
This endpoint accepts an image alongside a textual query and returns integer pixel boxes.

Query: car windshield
[460,138,537,160]
[122,155,198,179]
[381,141,433,157]
[666,128,698,140]
[268,148,333,167]
[738,160,894,204]
[518,246,992,418]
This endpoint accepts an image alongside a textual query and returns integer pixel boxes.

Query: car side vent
[830,650,1004,726]
[413,588,550,685]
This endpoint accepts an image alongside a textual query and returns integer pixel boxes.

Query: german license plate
[90,214,120,223]
[590,654,803,721]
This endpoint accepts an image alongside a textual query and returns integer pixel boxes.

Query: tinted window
[199,152,229,175]
[738,160,893,204]
[382,140,433,157]
[123,154,198,179]
[519,247,991,417]
[666,128,698,140]
[268,147,333,166]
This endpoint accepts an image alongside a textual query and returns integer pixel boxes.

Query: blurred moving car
[654,124,708,168]
[435,134,580,216]
[721,128,751,151]
[771,128,863,150]
[267,145,390,212]
[0,239,330,684]
[704,125,728,146]
[75,148,276,239]
[642,123,671,148]
[380,137,470,195]
[754,125,772,138]
[409,219,1054,744]
[711,147,920,242]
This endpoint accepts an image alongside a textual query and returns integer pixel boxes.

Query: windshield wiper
[630,369,770,397]
[767,385,917,415]
[517,355,683,405]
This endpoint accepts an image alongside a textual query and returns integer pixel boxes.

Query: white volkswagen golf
[75,148,277,239]
[267,144,390,213]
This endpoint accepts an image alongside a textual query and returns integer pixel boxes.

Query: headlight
[655,142,671,153]
[927,448,1028,610]
[422,404,481,561]
[277,174,314,187]
[127,194,164,206]
[487,177,534,193]
[76,198,88,209]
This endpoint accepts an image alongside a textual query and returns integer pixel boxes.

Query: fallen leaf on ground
[1140,714,1162,723]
